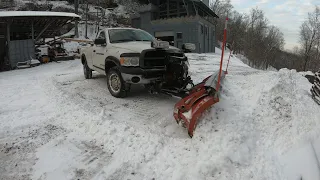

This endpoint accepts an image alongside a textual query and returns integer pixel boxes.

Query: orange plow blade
[174,93,219,138]
[173,71,226,137]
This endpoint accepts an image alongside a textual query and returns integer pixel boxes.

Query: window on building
[177,32,182,39]
[205,26,208,35]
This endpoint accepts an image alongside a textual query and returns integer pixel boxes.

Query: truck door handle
[93,50,96,52]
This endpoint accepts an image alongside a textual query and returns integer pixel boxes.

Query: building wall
[9,39,35,68]
[140,12,153,33]
[197,18,216,53]
[131,18,141,29]
[150,21,199,51]
[135,15,216,53]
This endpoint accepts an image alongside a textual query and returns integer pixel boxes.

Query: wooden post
[177,0,179,16]
[85,1,88,38]
[31,20,34,41]
[6,20,11,69]
[74,0,79,38]
[167,0,169,18]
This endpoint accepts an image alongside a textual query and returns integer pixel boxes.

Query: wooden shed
[0,11,80,71]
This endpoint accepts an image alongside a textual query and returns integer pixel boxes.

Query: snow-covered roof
[0,11,80,19]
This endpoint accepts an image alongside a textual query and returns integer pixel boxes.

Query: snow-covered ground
[1,49,320,180]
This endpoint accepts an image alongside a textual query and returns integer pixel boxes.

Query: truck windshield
[109,29,155,43]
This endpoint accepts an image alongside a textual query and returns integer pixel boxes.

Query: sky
[229,0,320,51]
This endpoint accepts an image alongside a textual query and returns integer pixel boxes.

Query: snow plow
[173,71,226,137]
[172,18,230,137]
[311,71,320,105]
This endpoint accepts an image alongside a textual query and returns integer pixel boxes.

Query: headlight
[120,57,139,66]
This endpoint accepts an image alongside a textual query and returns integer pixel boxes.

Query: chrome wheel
[109,73,121,93]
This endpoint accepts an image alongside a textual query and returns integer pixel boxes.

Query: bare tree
[210,0,233,43]
[210,3,286,69]
[299,6,320,71]
[262,26,284,68]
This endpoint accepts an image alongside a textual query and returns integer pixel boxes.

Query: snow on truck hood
[111,41,179,53]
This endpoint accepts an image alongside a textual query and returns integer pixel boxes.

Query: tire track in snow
[0,124,68,180]
[48,67,186,138]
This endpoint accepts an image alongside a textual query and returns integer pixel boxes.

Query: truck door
[92,31,107,74]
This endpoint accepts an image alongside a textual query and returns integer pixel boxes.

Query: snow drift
[1,48,320,180]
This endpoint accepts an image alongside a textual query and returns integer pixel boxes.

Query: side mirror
[151,40,169,49]
[182,43,196,53]
[94,38,106,46]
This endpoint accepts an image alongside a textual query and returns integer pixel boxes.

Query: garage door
[155,31,174,37]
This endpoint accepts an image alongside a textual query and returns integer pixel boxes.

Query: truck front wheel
[107,67,127,98]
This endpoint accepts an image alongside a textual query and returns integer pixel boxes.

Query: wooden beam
[35,19,55,41]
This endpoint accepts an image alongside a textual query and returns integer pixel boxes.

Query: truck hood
[111,41,179,53]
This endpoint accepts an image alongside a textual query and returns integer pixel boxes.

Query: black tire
[106,67,127,98]
[83,57,93,79]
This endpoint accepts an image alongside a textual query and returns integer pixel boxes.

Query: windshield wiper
[135,40,151,41]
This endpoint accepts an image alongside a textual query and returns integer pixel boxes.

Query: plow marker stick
[216,17,228,93]
[225,41,234,74]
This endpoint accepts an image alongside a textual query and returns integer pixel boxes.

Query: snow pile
[280,136,320,180]
[1,49,320,180]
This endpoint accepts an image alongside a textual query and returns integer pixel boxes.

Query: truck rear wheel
[107,67,127,98]
[83,57,92,79]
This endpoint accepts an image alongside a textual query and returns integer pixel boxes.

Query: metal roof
[0,11,80,39]
[0,11,80,18]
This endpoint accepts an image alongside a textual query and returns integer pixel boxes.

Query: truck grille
[143,50,167,68]
[140,49,185,69]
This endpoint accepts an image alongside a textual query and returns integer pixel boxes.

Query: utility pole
[74,0,79,38]
[85,1,89,38]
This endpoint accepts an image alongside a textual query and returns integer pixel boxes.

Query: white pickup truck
[80,27,195,98]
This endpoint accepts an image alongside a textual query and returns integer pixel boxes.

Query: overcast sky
[229,0,320,50]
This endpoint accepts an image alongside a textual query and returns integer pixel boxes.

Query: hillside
[2,0,140,27]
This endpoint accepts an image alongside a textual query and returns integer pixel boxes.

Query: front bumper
[119,66,165,84]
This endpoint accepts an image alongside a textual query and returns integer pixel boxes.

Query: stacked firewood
[311,71,320,105]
